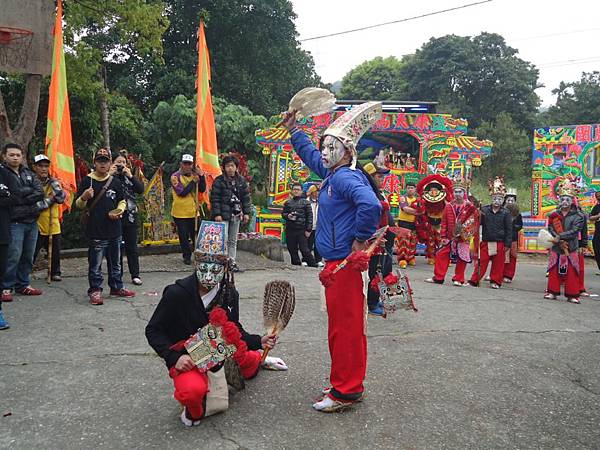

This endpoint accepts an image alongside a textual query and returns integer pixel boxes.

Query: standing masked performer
[146,221,286,426]
[426,181,477,286]
[468,177,512,289]
[395,182,419,268]
[544,182,585,303]
[283,102,382,412]
[414,175,453,265]
[502,188,523,283]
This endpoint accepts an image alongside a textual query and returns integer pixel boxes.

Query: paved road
[1,253,599,449]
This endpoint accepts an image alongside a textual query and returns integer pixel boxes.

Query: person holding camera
[0,143,46,302]
[282,183,316,267]
[210,155,251,272]
[170,154,206,265]
[32,154,67,282]
[111,153,145,285]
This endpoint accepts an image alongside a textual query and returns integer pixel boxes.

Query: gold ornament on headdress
[557,178,578,197]
[488,176,507,196]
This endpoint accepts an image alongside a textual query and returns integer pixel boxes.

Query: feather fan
[261,280,296,361]
[287,87,336,120]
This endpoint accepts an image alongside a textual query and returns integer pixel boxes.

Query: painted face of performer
[453,188,465,203]
[196,262,225,289]
[321,135,347,169]
[505,196,516,206]
[491,194,504,208]
[559,195,573,209]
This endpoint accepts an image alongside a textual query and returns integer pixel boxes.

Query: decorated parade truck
[254,101,493,238]
[522,123,600,252]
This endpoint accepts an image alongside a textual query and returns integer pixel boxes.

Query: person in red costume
[426,181,478,286]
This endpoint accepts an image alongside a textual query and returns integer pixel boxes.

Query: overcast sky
[291,0,600,107]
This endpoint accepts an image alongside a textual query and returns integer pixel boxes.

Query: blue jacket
[290,131,381,260]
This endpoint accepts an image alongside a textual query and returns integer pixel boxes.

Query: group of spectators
[0,145,252,330]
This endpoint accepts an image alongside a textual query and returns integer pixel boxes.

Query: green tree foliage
[148,0,321,115]
[338,56,407,100]
[538,72,600,126]
[401,33,540,129]
[473,112,531,181]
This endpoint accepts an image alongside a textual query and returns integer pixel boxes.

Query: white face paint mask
[321,135,347,169]
[505,196,516,206]
[453,188,465,201]
[491,195,504,207]
[559,195,573,209]
[196,262,225,289]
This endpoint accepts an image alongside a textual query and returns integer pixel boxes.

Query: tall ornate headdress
[488,176,507,196]
[194,221,230,265]
[557,178,578,198]
[323,102,383,167]
[505,188,517,198]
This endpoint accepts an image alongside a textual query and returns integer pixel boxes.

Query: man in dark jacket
[282,182,316,267]
[145,221,284,426]
[210,155,251,272]
[0,143,46,301]
[469,179,512,289]
[0,166,13,328]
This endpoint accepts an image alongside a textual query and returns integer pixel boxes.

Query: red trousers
[325,260,367,401]
[433,244,467,283]
[168,350,262,420]
[503,243,518,280]
[470,242,505,285]
[579,252,586,293]
[547,261,580,299]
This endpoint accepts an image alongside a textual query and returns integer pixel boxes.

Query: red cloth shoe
[16,286,42,296]
[89,291,103,305]
[110,288,136,298]
[1,290,13,302]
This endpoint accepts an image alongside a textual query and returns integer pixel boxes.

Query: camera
[230,193,242,215]
[117,165,124,174]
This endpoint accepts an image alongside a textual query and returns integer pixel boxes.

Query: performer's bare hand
[281,109,297,130]
[352,239,368,253]
[261,334,278,350]
[304,230,311,238]
[441,238,449,246]
[243,214,250,224]
[504,248,511,264]
[81,187,94,201]
[108,210,123,220]
[175,354,196,372]
[214,215,223,222]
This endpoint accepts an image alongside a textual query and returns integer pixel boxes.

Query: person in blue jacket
[283,102,382,412]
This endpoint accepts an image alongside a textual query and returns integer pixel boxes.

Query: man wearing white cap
[170,154,206,265]
[32,154,67,281]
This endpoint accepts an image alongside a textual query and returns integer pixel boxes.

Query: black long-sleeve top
[511,213,523,242]
[115,172,145,226]
[282,196,313,231]
[480,205,512,248]
[145,274,262,369]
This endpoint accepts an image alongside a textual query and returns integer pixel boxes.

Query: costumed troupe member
[0,167,12,329]
[0,143,45,302]
[112,153,145,286]
[306,184,323,267]
[32,154,67,282]
[283,102,382,412]
[210,154,252,273]
[589,191,600,275]
[145,221,286,426]
[414,175,453,265]
[363,161,395,316]
[544,183,585,303]
[502,189,523,283]
[426,181,477,286]
[468,177,512,289]
[395,182,419,268]
[171,154,206,265]
[576,204,593,297]
[282,182,316,267]
[76,148,135,305]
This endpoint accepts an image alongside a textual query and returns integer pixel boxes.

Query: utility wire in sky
[299,0,493,42]
[512,27,600,42]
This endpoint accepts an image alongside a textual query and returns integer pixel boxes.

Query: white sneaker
[301,262,308,267]
[543,293,557,300]
[452,280,465,287]
[317,261,325,268]
[484,276,491,281]
[180,408,201,427]
[568,297,581,304]
[503,278,512,283]
[490,283,500,289]
[312,396,357,413]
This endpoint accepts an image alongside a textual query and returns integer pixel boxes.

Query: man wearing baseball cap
[75,148,135,305]
[32,154,67,282]
[170,154,206,265]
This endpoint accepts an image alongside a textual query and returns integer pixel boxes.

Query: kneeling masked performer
[145,221,287,426]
